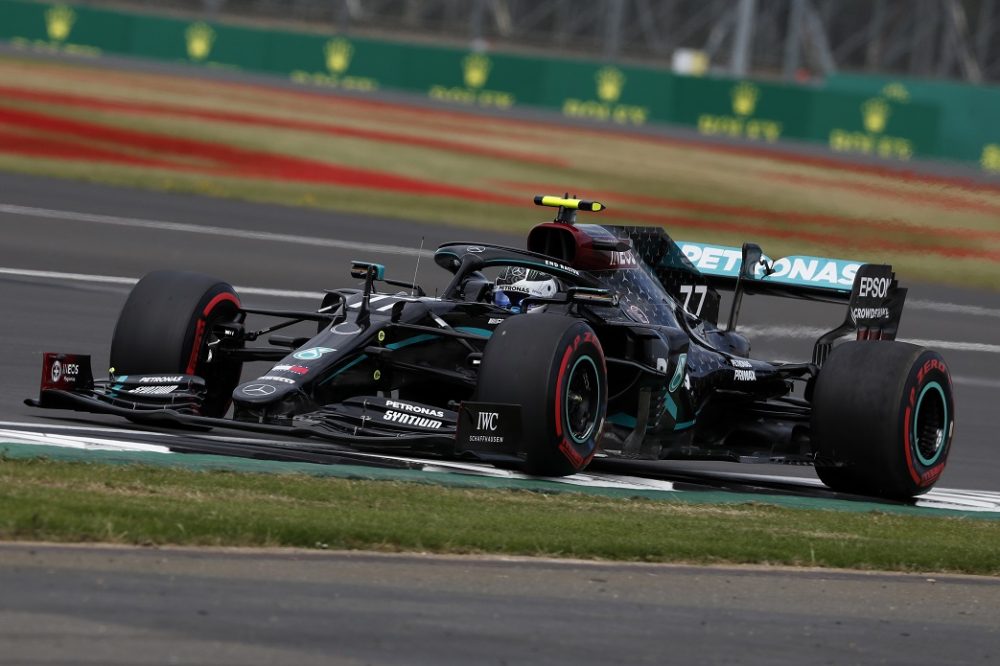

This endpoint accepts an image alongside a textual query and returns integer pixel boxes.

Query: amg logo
[129,385,178,395]
[260,376,296,384]
[852,307,890,320]
[859,276,891,298]
[733,369,756,381]
[383,410,442,429]
[385,400,445,418]
[477,411,500,431]
[139,376,184,383]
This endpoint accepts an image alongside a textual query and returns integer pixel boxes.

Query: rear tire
[812,341,954,499]
[477,314,607,476]
[110,270,243,418]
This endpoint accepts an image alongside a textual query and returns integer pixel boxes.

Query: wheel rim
[564,355,600,444]
[913,381,948,466]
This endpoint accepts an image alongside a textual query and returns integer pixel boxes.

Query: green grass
[2,458,998,574]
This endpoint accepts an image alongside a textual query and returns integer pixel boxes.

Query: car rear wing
[678,241,862,300]
[677,241,907,366]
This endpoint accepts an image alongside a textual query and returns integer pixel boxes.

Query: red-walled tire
[110,270,243,418]
[477,314,607,476]
[812,341,955,499]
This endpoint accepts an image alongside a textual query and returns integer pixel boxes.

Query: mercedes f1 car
[29,195,955,499]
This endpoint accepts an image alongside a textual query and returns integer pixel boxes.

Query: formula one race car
[28,195,955,499]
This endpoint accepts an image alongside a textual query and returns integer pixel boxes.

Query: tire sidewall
[544,325,606,474]
[892,351,954,493]
[187,287,242,416]
[812,341,955,498]
[183,286,241,374]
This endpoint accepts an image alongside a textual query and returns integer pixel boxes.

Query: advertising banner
[1,0,992,169]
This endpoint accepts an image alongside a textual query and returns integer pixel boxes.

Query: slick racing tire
[110,270,244,418]
[477,314,607,476]
[811,341,954,499]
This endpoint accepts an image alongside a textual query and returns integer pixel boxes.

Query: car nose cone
[233,380,296,404]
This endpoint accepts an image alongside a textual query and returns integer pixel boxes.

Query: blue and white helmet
[494,266,559,308]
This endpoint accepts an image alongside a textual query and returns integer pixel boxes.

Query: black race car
[29,195,955,499]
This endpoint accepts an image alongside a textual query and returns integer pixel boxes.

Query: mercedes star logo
[241,383,277,396]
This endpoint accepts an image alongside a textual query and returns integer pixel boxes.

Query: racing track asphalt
[0,543,998,666]
[1,170,999,490]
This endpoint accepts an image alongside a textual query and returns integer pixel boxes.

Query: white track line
[739,325,1000,356]
[4,266,1000,369]
[0,267,324,300]
[4,263,999,373]
[0,267,135,286]
[0,420,312,447]
[909,298,1000,319]
[6,425,1000,509]
[6,265,1000,337]
[0,420,172,436]
[4,203,1000,319]
[5,258,1000,348]
[0,428,171,454]
[0,203,432,258]
[910,340,1000,354]
[951,376,1000,389]
[0,423,677,491]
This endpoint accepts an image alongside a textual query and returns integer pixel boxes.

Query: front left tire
[110,270,244,417]
[477,314,607,476]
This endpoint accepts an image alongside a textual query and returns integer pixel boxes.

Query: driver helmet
[494,266,559,311]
